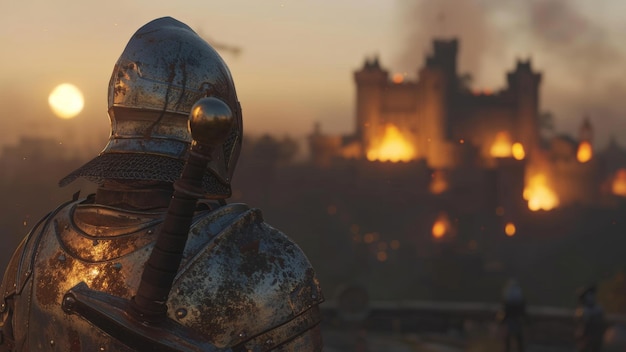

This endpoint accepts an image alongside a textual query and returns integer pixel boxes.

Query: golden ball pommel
[188,97,234,147]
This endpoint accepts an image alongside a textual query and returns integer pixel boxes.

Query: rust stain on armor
[60,232,154,263]
[36,253,71,306]
[58,214,158,263]
[239,251,273,279]
[238,239,259,255]
[198,281,259,344]
[89,263,130,298]
[68,328,81,352]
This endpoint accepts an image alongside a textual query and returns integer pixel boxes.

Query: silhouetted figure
[575,284,607,352]
[497,279,527,352]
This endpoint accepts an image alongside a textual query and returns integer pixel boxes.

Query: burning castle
[228,39,626,300]
[309,38,626,214]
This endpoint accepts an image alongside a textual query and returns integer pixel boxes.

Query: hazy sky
[1,0,626,152]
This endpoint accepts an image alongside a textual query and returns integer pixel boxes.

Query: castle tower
[426,39,458,81]
[577,115,593,163]
[354,57,388,154]
[507,60,541,156]
[416,39,458,168]
[579,115,593,142]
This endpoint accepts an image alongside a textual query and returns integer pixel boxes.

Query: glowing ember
[612,169,626,197]
[490,131,512,158]
[432,212,451,239]
[472,89,493,96]
[376,251,388,262]
[512,143,525,160]
[523,174,559,211]
[429,170,448,194]
[504,222,516,237]
[432,222,446,238]
[363,233,377,244]
[577,141,592,163]
[367,124,416,162]
[392,73,404,84]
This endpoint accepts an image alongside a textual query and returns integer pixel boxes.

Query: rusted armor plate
[0,198,323,351]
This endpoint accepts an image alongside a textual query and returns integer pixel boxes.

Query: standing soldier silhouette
[575,284,607,352]
[0,17,323,351]
[497,279,527,352]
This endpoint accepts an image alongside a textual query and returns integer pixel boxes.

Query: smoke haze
[393,0,626,147]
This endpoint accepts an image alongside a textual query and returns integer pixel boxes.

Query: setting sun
[48,83,84,119]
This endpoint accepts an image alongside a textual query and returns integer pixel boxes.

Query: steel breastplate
[16,200,162,351]
[166,208,324,349]
[11,198,322,351]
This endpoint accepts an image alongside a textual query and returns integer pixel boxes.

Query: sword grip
[131,97,234,323]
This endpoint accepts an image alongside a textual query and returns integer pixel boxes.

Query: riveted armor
[1,199,323,351]
[1,16,323,351]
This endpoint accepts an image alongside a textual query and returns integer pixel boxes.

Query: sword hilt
[131,97,234,323]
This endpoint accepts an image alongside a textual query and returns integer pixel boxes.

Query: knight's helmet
[59,17,242,198]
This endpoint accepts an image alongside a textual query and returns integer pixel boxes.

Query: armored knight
[0,17,323,351]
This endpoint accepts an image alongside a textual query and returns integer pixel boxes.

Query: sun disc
[48,83,84,119]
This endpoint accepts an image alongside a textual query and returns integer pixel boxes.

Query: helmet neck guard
[60,17,242,199]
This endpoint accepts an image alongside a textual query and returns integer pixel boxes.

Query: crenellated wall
[348,39,543,171]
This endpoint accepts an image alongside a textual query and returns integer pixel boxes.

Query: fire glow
[432,212,451,239]
[504,222,516,237]
[512,143,525,160]
[612,169,626,197]
[523,173,559,211]
[366,124,416,162]
[490,131,512,158]
[392,73,404,84]
[429,170,448,194]
[577,141,592,163]
[473,88,493,96]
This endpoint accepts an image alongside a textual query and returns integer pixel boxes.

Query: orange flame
[429,170,448,194]
[577,141,592,163]
[504,222,516,237]
[523,173,559,211]
[473,88,493,96]
[512,143,525,160]
[490,131,512,158]
[367,124,416,162]
[392,73,404,84]
[612,168,626,197]
[432,212,451,239]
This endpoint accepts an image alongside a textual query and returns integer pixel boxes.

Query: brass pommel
[189,97,234,147]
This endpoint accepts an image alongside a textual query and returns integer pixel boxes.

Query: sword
[62,97,234,351]
[131,97,234,323]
